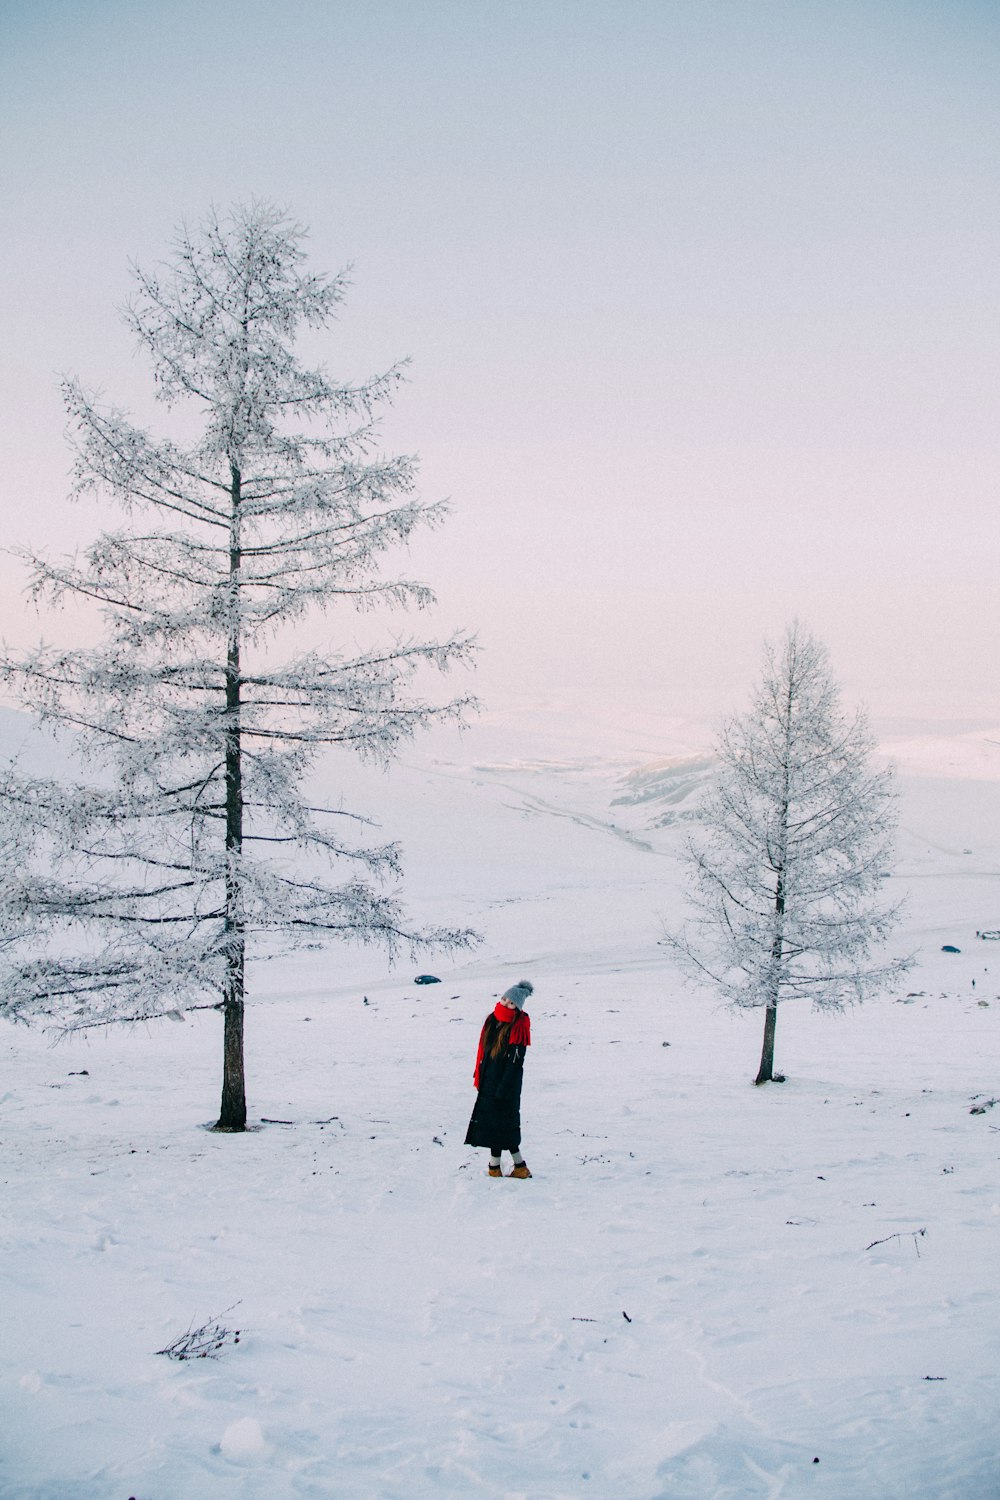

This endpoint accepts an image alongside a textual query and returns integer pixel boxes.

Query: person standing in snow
[465,980,533,1178]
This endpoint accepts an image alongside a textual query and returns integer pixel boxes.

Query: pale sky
[1,0,998,741]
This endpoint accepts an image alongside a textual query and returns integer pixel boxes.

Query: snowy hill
[2,708,1000,1497]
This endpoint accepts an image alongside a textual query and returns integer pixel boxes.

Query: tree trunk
[218,981,246,1129]
[216,462,246,1132]
[756,858,785,1087]
[755,1001,777,1085]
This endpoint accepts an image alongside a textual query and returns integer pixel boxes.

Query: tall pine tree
[0,204,475,1129]
[665,622,908,1084]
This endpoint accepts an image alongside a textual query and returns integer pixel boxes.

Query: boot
[509,1163,532,1179]
[488,1164,503,1177]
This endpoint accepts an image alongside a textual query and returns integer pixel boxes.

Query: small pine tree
[0,203,477,1129]
[664,622,909,1084]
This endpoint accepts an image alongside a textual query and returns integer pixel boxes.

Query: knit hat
[501,980,534,1010]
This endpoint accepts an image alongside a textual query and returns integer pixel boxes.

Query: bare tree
[0,203,476,1129]
[664,622,908,1084]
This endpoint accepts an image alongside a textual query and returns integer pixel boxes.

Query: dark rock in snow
[941,944,961,953]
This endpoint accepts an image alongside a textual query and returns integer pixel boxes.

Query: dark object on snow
[156,1303,242,1360]
[465,1008,529,1151]
[414,974,441,985]
[941,944,961,953]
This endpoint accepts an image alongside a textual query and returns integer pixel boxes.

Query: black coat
[465,1015,526,1151]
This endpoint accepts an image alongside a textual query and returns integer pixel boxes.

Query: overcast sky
[1,0,998,743]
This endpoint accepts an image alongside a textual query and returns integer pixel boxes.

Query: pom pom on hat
[501,980,534,1009]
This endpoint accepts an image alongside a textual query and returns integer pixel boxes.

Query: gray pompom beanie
[501,979,534,1010]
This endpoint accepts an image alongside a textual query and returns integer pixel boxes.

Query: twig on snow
[865,1228,927,1257]
[156,1302,242,1360]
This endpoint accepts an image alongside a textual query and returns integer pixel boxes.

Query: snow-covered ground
[3,716,1000,1499]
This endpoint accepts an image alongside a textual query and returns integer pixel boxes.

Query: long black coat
[465,1016,526,1151]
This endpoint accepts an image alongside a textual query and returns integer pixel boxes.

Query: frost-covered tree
[664,622,908,1085]
[0,204,476,1130]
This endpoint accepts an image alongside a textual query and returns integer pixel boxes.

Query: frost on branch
[0,203,478,1127]
[663,622,909,1085]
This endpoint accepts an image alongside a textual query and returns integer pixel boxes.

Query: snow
[3,718,1000,1498]
[219,1419,267,1464]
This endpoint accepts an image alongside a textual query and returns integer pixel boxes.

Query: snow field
[3,738,1000,1497]
[3,953,999,1499]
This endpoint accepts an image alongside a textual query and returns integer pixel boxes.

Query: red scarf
[473,1002,532,1088]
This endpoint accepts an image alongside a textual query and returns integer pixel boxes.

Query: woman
[465,980,533,1178]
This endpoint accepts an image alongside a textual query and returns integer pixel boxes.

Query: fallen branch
[865,1228,927,1257]
[156,1302,242,1360]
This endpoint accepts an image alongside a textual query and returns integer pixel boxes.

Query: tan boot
[488,1164,503,1177]
[509,1163,532,1179]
